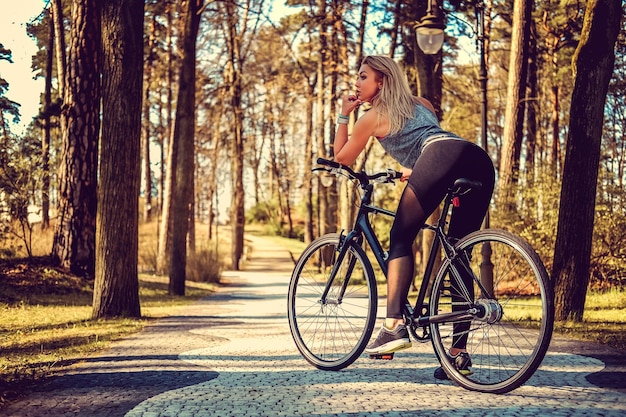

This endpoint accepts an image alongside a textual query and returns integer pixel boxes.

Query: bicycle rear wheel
[429,229,554,393]
[288,233,377,371]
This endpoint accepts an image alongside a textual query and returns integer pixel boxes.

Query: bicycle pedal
[369,353,394,360]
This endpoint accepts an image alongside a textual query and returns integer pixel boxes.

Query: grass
[0,274,217,402]
[0,220,225,404]
[262,228,626,351]
[556,289,626,349]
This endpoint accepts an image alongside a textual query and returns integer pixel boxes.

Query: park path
[2,235,625,417]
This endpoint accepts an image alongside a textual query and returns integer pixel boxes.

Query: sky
[0,0,47,134]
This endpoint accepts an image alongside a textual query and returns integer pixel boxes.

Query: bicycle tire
[429,229,554,393]
[288,233,377,371]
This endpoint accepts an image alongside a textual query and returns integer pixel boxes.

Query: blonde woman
[334,55,495,379]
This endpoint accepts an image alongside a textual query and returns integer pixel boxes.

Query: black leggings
[385,139,495,330]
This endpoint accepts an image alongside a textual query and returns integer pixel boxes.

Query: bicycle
[287,157,554,394]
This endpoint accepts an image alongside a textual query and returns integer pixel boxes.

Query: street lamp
[473,1,494,296]
[415,0,494,295]
[415,0,445,55]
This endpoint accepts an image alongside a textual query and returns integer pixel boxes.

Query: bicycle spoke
[288,234,377,370]
[429,229,554,393]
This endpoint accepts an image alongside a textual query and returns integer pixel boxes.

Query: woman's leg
[385,184,426,323]
[364,185,427,354]
[446,145,495,353]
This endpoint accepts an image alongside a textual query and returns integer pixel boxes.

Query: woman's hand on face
[341,94,363,116]
[399,167,412,182]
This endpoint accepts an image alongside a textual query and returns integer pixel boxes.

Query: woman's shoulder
[359,107,389,139]
[414,96,437,115]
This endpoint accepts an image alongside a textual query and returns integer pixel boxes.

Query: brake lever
[386,169,402,184]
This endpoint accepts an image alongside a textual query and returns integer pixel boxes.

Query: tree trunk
[549,84,560,176]
[326,2,340,234]
[41,10,53,230]
[50,0,66,96]
[497,0,532,208]
[169,0,201,294]
[551,0,621,322]
[303,82,314,244]
[52,0,100,279]
[223,0,245,270]
[142,14,157,223]
[156,120,176,275]
[525,20,538,185]
[93,0,144,319]
[316,0,329,237]
[156,2,176,276]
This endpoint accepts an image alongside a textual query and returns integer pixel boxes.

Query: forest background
[0,0,624,349]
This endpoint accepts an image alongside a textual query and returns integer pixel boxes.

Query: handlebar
[315,157,402,187]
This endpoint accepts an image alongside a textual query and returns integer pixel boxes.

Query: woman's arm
[334,95,378,166]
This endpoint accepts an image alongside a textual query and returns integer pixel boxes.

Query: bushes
[186,247,222,283]
[491,171,626,290]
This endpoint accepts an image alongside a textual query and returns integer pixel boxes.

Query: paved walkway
[2,235,625,416]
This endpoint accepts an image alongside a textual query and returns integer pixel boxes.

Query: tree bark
[93,0,144,319]
[223,0,245,270]
[303,82,314,244]
[169,0,202,294]
[315,0,329,238]
[50,0,66,96]
[156,2,177,276]
[525,20,538,184]
[41,9,53,230]
[551,0,622,322]
[497,0,532,208]
[142,14,157,223]
[52,0,100,279]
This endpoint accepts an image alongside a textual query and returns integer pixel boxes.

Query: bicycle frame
[292,159,553,391]
[320,173,488,333]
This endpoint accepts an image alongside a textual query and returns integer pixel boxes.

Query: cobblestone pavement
[3,236,625,417]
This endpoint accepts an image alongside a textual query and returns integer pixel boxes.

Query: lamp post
[474,1,494,296]
[415,0,445,55]
[415,0,494,296]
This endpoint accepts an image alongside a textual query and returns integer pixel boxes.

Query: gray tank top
[377,103,463,168]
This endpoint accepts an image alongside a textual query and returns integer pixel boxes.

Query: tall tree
[315,0,330,238]
[50,0,67,96]
[51,0,100,278]
[551,0,622,321]
[497,0,532,207]
[222,0,249,270]
[93,0,144,318]
[142,13,158,223]
[41,9,54,230]
[156,1,178,276]
[169,0,203,294]
[539,1,582,177]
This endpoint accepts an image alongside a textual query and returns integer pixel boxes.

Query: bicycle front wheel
[288,233,377,371]
[430,229,554,393]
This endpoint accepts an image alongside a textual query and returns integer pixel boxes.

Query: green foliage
[491,166,626,290]
[246,201,278,224]
[0,132,43,257]
[246,200,304,240]
[591,201,626,288]
[0,44,21,126]
[491,170,560,275]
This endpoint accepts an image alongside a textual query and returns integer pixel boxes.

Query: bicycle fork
[319,232,358,306]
